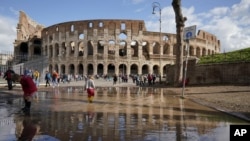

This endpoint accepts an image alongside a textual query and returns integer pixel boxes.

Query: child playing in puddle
[15,74,37,115]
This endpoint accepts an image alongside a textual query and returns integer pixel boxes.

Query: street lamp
[152,2,162,83]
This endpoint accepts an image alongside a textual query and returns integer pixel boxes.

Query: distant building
[0,51,13,73]
[13,11,220,77]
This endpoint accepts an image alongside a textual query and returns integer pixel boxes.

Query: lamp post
[152,2,162,83]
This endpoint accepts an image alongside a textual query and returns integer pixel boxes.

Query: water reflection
[0,87,248,141]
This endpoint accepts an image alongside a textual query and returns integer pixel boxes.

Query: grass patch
[198,47,250,64]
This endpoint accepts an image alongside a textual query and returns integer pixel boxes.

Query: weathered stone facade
[166,60,250,85]
[14,11,220,77]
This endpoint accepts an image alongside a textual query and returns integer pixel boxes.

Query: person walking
[33,69,40,87]
[113,74,118,85]
[85,75,96,103]
[15,75,37,115]
[44,71,51,87]
[52,70,59,88]
[3,67,15,90]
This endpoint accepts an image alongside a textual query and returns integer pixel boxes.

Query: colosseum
[13,11,220,80]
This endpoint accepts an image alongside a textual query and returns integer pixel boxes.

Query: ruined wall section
[14,11,45,65]
[196,30,221,53]
[16,11,44,41]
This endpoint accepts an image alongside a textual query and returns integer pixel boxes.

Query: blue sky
[0,0,249,53]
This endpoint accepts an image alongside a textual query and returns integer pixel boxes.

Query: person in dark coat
[3,67,15,90]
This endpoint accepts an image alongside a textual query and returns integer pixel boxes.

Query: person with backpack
[3,67,15,90]
[52,70,59,88]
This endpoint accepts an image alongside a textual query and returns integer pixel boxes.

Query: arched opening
[130,64,138,75]
[107,64,115,75]
[87,64,94,75]
[69,64,75,75]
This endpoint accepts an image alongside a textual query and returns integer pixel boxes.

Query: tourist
[33,69,40,87]
[15,74,37,115]
[3,67,15,90]
[85,75,96,103]
[52,70,59,88]
[45,71,51,87]
[113,74,118,85]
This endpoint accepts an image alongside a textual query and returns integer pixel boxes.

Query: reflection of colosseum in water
[13,11,220,76]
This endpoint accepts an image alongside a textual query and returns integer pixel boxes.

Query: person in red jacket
[16,75,38,115]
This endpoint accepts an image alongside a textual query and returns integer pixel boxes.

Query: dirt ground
[166,85,250,121]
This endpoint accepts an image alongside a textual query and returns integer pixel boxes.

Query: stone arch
[163,43,170,55]
[60,64,66,74]
[152,41,160,54]
[55,64,59,73]
[202,48,206,56]
[77,64,83,75]
[142,41,149,59]
[49,45,53,58]
[55,43,59,56]
[33,40,41,56]
[87,63,94,75]
[196,47,201,57]
[97,63,104,75]
[119,32,127,40]
[97,40,105,54]
[142,64,149,75]
[190,46,195,56]
[49,64,53,73]
[69,41,75,55]
[44,45,48,56]
[69,64,75,74]
[78,41,84,56]
[108,40,115,59]
[119,41,127,57]
[130,64,138,75]
[107,63,115,75]
[208,49,211,55]
[20,42,28,54]
[153,65,160,75]
[87,40,94,55]
[61,42,66,57]
[79,33,84,40]
[131,40,139,57]
[119,63,127,75]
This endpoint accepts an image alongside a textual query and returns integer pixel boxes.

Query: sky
[0,0,250,53]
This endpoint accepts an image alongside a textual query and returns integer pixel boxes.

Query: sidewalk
[0,77,138,88]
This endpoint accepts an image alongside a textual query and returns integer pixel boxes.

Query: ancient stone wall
[40,20,220,76]
[14,11,221,78]
[166,61,250,85]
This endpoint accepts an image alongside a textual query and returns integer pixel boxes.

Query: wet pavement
[0,82,249,141]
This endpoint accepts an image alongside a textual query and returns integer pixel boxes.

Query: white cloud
[0,14,17,52]
[146,0,250,52]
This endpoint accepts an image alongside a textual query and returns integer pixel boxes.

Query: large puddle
[0,87,248,141]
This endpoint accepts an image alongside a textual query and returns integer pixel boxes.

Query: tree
[172,0,187,86]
